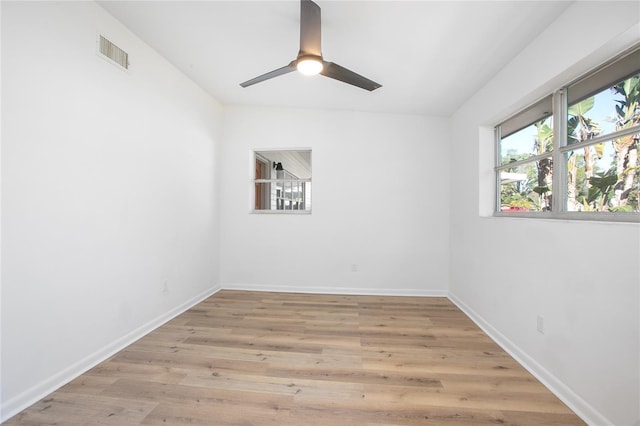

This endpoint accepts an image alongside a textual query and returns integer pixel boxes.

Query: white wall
[3,1,637,424]
[449,2,640,425]
[1,2,222,420]
[219,106,450,296]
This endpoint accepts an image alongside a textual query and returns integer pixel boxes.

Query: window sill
[493,211,639,223]
[251,210,312,215]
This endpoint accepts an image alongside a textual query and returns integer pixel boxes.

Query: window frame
[251,149,312,215]
[494,47,640,223]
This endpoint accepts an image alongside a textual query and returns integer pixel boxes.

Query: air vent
[98,35,129,70]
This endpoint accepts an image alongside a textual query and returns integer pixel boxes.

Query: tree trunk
[620,139,638,207]
[614,136,633,207]
[537,158,553,210]
[567,153,578,211]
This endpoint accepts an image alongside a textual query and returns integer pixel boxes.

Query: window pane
[566,71,639,213]
[254,180,311,211]
[499,158,553,212]
[303,182,311,211]
[500,117,553,165]
[567,72,640,144]
[566,140,639,212]
[255,150,312,179]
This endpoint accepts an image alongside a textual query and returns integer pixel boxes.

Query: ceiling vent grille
[98,35,129,70]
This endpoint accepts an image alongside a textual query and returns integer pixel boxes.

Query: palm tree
[567,97,602,211]
[534,119,553,210]
[612,75,639,210]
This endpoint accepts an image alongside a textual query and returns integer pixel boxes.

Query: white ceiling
[98,1,572,116]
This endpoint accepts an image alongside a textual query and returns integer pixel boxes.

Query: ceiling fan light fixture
[239,0,381,91]
[296,57,323,75]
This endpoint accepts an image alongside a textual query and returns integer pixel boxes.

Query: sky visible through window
[501,86,623,172]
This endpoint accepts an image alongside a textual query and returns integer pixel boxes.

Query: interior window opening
[253,150,312,213]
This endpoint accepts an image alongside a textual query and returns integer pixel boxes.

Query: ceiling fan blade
[299,0,321,56]
[320,61,382,91]
[240,62,296,88]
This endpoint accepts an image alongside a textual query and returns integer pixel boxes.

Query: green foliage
[613,75,639,127]
[535,119,553,154]
[500,165,543,211]
[502,192,534,209]
[622,165,640,211]
[582,168,618,211]
[568,97,601,145]
[568,96,595,116]
[610,204,634,212]
[532,186,549,195]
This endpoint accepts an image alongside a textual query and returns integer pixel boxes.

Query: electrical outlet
[537,315,544,334]
[351,264,358,272]
[163,280,169,293]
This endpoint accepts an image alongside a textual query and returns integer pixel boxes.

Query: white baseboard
[447,292,611,426]
[221,282,448,297]
[0,285,221,423]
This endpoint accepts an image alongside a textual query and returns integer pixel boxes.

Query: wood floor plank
[5,290,585,425]
[140,399,292,425]
[86,361,188,385]
[286,404,508,425]
[6,393,157,425]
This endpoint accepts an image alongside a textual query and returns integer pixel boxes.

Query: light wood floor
[6,290,585,425]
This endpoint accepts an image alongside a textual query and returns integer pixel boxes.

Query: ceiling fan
[240,0,382,91]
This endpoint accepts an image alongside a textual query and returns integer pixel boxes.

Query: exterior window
[564,73,639,212]
[495,47,640,221]
[253,150,311,213]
